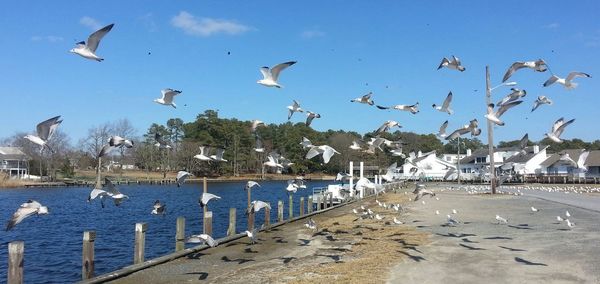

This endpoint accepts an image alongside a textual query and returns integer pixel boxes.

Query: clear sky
[1,1,599,145]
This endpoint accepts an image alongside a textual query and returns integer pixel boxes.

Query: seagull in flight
[210,148,228,162]
[351,92,375,106]
[287,100,304,119]
[306,145,340,164]
[24,116,63,153]
[104,178,129,206]
[245,181,261,191]
[6,200,49,231]
[485,101,523,126]
[545,117,575,143]
[264,154,284,169]
[376,102,419,114]
[413,183,435,201]
[438,55,465,72]
[349,140,363,151]
[305,111,321,127]
[250,120,265,132]
[176,171,192,187]
[497,88,526,107]
[70,23,114,61]
[531,96,553,112]
[109,136,134,148]
[502,59,548,82]
[543,72,591,89]
[438,120,449,138]
[246,200,271,215]
[194,146,212,161]
[154,132,171,149]
[376,120,401,134]
[186,234,219,247]
[154,89,181,108]
[199,192,221,208]
[432,92,454,114]
[559,151,589,171]
[300,137,313,149]
[151,200,166,215]
[254,134,265,153]
[257,61,297,88]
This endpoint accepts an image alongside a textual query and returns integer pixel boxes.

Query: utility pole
[457,136,461,185]
[485,66,497,194]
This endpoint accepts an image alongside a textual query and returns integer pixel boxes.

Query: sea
[0,180,331,283]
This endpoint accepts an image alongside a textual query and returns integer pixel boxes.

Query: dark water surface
[0,180,331,283]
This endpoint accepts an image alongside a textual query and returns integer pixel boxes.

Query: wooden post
[277,200,284,222]
[204,211,213,236]
[288,194,294,220]
[307,196,313,213]
[329,193,333,208]
[265,203,271,228]
[300,197,305,216]
[227,208,236,236]
[82,231,95,280]
[176,217,185,252]
[247,211,255,231]
[202,176,208,221]
[134,223,147,264]
[8,241,24,284]
[316,195,321,211]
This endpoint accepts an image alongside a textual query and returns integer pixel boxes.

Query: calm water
[0,180,331,284]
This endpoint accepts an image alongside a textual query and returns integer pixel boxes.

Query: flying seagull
[186,234,219,247]
[210,148,228,162]
[176,171,192,187]
[154,89,181,108]
[531,96,553,112]
[545,117,575,143]
[194,146,212,161]
[502,59,548,82]
[109,136,134,148]
[199,192,221,208]
[559,151,589,171]
[445,124,470,140]
[254,134,265,153]
[154,132,171,149]
[497,88,526,107]
[104,178,129,206]
[246,200,271,215]
[70,23,114,61]
[543,72,591,89]
[485,101,523,126]
[263,154,283,169]
[300,137,313,149]
[245,181,261,191]
[438,120,449,138]
[305,111,321,127]
[6,200,49,231]
[245,228,259,244]
[257,61,297,88]
[376,120,401,134]
[350,92,375,105]
[250,120,265,132]
[432,92,454,114]
[24,116,63,153]
[438,55,465,72]
[376,102,419,114]
[413,183,435,201]
[88,185,110,208]
[517,133,529,154]
[349,140,363,151]
[151,200,166,215]
[287,100,304,119]
[306,145,340,164]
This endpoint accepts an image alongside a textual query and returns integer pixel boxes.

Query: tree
[167,118,184,152]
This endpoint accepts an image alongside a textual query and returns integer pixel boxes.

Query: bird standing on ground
[257,61,297,88]
[496,215,508,224]
[70,23,114,61]
[305,218,317,231]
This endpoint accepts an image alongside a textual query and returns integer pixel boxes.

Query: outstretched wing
[543,75,559,87]
[321,146,338,164]
[437,57,449,69]
[554,118,575,137]
[305,146,321,159]
[502,61,526,83]
[566,72,591,82]
[87,23,114,52]
[496,100,523,118]
[270,61,296,81]
[439,120,449,137]
[36,116,62,141]
[442,92,453,109]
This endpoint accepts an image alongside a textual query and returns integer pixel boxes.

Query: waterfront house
[584,150,600,177]
[0,146,29,179]
[458,147,520,180]
[503,145,548,175]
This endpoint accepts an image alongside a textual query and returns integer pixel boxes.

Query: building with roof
[503,145,548,175]
[458,147,520,180]
[399,150,457,180]
[540,149,588,177]
[0,147,29,179]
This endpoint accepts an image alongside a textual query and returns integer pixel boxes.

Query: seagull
[545,117,575,143]
[97,144,115,158]
[194,146,212,161]
[153,132,171,149]
[559,151,589,170]
[305,218,317,230]
[447,215,460,226]
[210,148,228,162]
[246,200,271,215]
[88,185,110,207]
[151,200,166,215]
[543,72,591,89]
[286,180,300,194]
[435,210,440,215]
[376,102,419,114]
[445,125,470,141]
[254,134,265,153]
[502,59,548,82]
[452,209,458,214]
[287,100,304,119]
[556,216,563,222]
[154,89,181,108]
[497,88,526,107]
[393,217,403,224]
[6,200,49,231]
[199,192,221,208]
[438,120,449,138]
[531,96,553,112]
[305,111,321,127]
[70,23,114,61]
[468,119,481,136]
[566,210,571,217]
[375,214,384,220]
[376,120,401,134]
[176,171,192,187]
[250,120,265,132]
[413,184,436,201]
[300,137,313,149]
[438,55,465,72]
[108,136,134,148]
[186,234,219,247]
[104,178,129,206]
[484,101,523,126]
[245,181,261,191]
[531,206,539,212]
[432,92,454,114]
[245,228,259,244]
[495,215,508,224]
[24,116,63,153]
[257,61,297,88]
[264,154,283,169]
[305,145,340,164]
[443,168,457,181]
[349,140,364,151]
[350,92,374,105]
[565,219,575,229]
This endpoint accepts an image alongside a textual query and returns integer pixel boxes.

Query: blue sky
[1,1,599,145]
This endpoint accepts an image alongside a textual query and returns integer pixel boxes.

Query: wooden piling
[8,241,24,284]
[329,193,333,208]
[265,203,271,229]
[288,195,294,219]
[227,208,236,236]
[204,211,213,236]
[175,217,185,252]
[300,197,305,216]
[277,200,284,222]
[248,211,255,231]
[307,196,313,213]
[82,231,95,280]
[316,195,321,211]
[134,223,147,264]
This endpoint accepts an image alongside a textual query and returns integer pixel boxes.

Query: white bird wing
[577,151,589,169]
[6,205,39,230]
[200,234,218,247]
[36,116,62,141]
[305,146,322,159]
[253,200,271,212]
[270,61,296,81]
[551,117,565,134]
[201,192,221,205]
[554,118,575,137]
[502,61,526,82]
[566,72,591,82]
[103,178,121,196]
[161,89,181,104]
[87,23,114,52]
[259,67,271,80]
[442,92,452,110]
[321,146,339,164]
[176,171,191,185]
[439,120,449,137]
[543,75,560,87]
[496,100,523,118]
[445,126,470,140]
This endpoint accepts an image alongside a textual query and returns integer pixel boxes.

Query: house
[440,153,468,164]
[584,151,600,177]
[540,149,599,178]
[503,145,548,175]
[458,147,520,180]
[400,150,457,180]
[0,147,29,179]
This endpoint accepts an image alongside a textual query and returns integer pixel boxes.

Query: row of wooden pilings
[5,193,342,283]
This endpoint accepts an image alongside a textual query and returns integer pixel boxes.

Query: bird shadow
[244,247,258,254]
[499,246,526,252]
[325,235,338,242]
[416,225,430,228]
[332,222,340,225]
[436,233,476,238]
[484,236,513,240]
[321,247,352,253]
[221,256,255,265]
[459,243,486,250]
[387,233,405,237]
[280,256,297,264]
[316,254,344,263]
[404,246,422,253]
[557,228,571,231]
[461,238,479,243]
[184,272,209,280]
[334,229,349,234]
[514,257,547,266]
[275,238,288,244]
[354,232,363,236]
[508,225,532,230]
[412,220,423,223]
[398,251,426,262]
[187,252,207,259]
[298,239,311,246]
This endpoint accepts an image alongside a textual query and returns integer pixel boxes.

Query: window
[475,157,486,164]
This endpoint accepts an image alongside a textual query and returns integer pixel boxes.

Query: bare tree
[112,118,137,166]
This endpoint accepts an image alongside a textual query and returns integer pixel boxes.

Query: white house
[584,151,600,177]
[541,149,590,177]
[0,147,29,179]
[503,145,548,175]
[400,150,457,180]
[458,147,520,180]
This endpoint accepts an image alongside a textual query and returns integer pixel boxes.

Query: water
[0,180,331,284]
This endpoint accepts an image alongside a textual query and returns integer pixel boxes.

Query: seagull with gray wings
[246,200,271,215]
[502,59,548,82]
[109,136,134,148]
[559,151,589,171]
[199,192,221,208]
[351,92,375,106]
[545,117,575,143]
[376,120,401,134]
[70,23,114,61]
[154,132,171,149]
[497,88,526,107]
[437,55,465,72]
[543,72,591,89]
[257,61,297,88]
[186,234,219,247]
[376,102,419,114]
[437,120,449,138]
[176,171,192,187]
[154,89,181,108]
[6,200,49,231]
[531,96,553,112]
[24,115,63,153]
[485,101,523,126]
[287,100,304,119]
[432,92,454,114]
[305,111,321,127]
[104,178,129,206]
[306,145,340,164]
[413,183,436,201]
